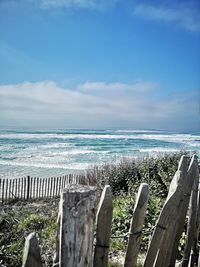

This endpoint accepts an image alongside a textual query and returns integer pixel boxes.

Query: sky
[0,0,200,131]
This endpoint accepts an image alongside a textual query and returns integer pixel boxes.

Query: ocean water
[0,129,200,178]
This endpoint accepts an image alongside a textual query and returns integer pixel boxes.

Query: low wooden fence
[22,154,200,267]
[0,174,95,205]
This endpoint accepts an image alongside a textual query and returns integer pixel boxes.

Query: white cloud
[40,0,118,10]
[77,81,159,92]
[133,4,200,33]
[0,81,199,130]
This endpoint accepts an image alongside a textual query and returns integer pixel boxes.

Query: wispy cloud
[77,81,159,92]
[40,0,118,10]
[0,81,199,130]
[0,0,118,10]
[133,3,200,33]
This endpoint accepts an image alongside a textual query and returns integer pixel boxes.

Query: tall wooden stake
[59,185,96,267]
[93,185,113,267]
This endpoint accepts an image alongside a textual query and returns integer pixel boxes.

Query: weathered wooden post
[93,185,113,267]
[144,155,197,267]
[182,156,199,267]
[154,155,188,266]
[22,232,42,267]
[193,173,200,267]
[59,185,96,267]
[53,212,61,267]
[124,183,149,267]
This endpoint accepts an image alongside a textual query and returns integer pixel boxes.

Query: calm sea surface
[0,129,200,178]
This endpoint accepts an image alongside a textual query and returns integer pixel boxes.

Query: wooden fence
[0,174,95,205]
[22,154,200,267]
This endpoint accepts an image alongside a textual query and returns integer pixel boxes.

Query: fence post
[59,185,96,267]
[124,183,149,267]
[93,185,113,267]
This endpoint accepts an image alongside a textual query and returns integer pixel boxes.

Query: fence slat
[15,178,18,200]
[20,177,23,201]
[69,174,72,184]
[67,174,70,184]
[12,178,14,200]
[44,177,47,198]
[50,177,53,197]
[50,177,54,198]
[45,178,49,198]
[39,178,42,199]
[124,183,149,267]
[93,185,113,267]
[42,178,45,198]
[61,175,65,190]
[55,176,58,197]
[33,177,35,199]
[18,177,21,200]
[8,179,11,203]
[5,178,9,204]
[36,178,38,199]
[48,177,51,198]
[29,176,32,199]
[2,179,5,204]
[48,177,52,198]
[59,176,62,195]
[52,177,55,197]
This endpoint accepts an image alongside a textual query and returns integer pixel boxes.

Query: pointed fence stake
[93,185,113,267]
[124,183,149,267]
[22,232,42,267]
[144,155,197,267]
[182,156,199,267]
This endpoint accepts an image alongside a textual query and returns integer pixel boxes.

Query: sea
[0,129,200,178]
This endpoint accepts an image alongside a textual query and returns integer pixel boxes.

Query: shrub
[86,151,188,196]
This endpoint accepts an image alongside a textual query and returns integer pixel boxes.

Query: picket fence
[0,174,95,205]
[20,154,200,266]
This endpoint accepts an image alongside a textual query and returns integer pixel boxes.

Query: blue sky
[0,0,200,131]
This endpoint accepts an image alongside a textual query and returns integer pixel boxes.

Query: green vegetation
[0,152,191,266]
[0,199,59,267]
